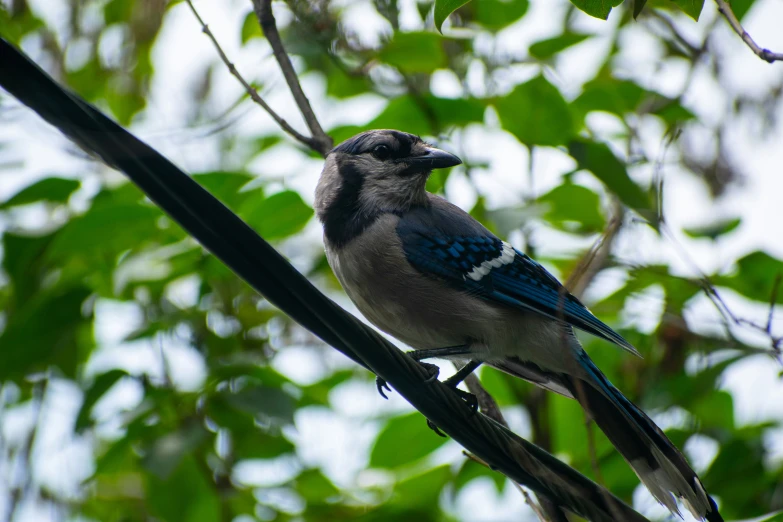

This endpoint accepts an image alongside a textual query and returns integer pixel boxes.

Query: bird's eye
[372,144,391,160]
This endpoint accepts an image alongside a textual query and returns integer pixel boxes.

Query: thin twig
[464,374,507,427]
[660,223,783,357]
[766,274,781,334]
[252,0,333,156]
[646,10,701,58]
[713,0,783,63]
[184,0,321,152]
[462,451,550,522]
[463,374,568,522]
[566,200,624,299]
[554,209,628,521]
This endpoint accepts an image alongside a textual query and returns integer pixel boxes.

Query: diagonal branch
[251,0,333,156]
[713,0,783,63]
[184,0,323,152]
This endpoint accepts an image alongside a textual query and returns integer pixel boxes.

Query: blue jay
[315,129,722,522]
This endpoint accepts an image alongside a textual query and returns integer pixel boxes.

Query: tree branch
[566,200,624,299]
[251,0,333,156]
[713,0,783,63]
[184,0,324,153]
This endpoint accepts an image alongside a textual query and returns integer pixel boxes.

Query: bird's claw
[376,376,392,399]
[419,361,440,383]
[455,388,479,414]
[426,419,447,437]
[376,361,438,399]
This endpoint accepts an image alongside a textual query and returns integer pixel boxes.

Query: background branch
[713,0,783,63]
[185,0,324,152]
[464,374,570,522]
[252,0,333,156]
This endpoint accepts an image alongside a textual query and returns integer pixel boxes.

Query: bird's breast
[325,214,508,351]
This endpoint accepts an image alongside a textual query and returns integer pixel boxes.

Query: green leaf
[671,0,705,20]
[76,370,129,431]
[529,33,591,60]
[716,251,783,304]
[653,100,697,127]
[572,78,650,118]
[369,412,449,468]
[475,0,529,31]
[729,0,757,20]
[2,232,55,308]
[434,0,472,31]
[0,177,80,209]
[568,0,623,20]
[224,384,296,424]
[0,4,44,43]
[234,430,295,459]
[379,32,447,73]
[495,76,573,146]
[689,390,735,431]
[538,183,605,233]
[633,0,648,18]
[193,171,257,208]
[143,421,209,479]
[47,202,168,260]
[453,457,506,494]
[375,96,485,136]
[550,393,614,465]
[295,469,341,502]
[0,286,92,380]
[241,11,263,43]
[568,139,650,212]
[325,61,370,99]
[683,217,741,240]
[242,190,314,241]
[147,456,220,522]
[392,464,452,507]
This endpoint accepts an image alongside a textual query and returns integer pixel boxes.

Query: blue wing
[398,208,638,356]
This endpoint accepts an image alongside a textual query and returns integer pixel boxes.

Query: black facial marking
[331,130,420,160]
[321,158,388,247]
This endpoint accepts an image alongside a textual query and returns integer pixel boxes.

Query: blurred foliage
[1,0,782,520]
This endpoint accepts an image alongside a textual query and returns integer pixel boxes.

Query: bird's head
[315,129,461,224]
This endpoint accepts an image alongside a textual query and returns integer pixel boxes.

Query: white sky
[1,0,783,520]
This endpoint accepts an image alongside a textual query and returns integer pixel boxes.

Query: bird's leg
[375,345,470,399]
[444,360,482,388]
[408,345,473,361]
[425,360,483,437]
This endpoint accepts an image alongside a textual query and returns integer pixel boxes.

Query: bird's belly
[324,216,571,370]
[345,280,475,350]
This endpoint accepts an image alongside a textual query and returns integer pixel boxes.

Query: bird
[314,129,723,522]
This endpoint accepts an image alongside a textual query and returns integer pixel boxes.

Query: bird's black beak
[404,147,462,171]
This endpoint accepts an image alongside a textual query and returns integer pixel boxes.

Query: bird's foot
[375,361,440,400]
[424,389,478,438]
[376,376,392,399]
[453,387,478,413]
[424,368,480,438]
[427,419,447,437]
[419,361,441,383]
